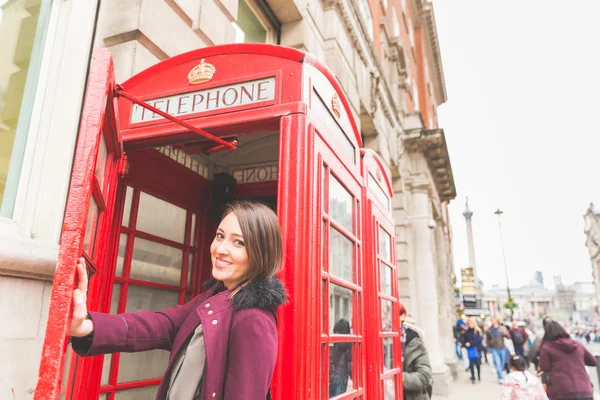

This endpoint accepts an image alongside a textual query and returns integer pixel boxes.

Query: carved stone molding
[323,0,368,64]
[403,128,456,202]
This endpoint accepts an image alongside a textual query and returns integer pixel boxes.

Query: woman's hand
[69,258,94,337]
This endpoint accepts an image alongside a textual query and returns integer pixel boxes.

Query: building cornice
[403,127,456,202]
[415,0,447,105]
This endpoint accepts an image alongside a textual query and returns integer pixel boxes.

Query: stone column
[410,180,453,395]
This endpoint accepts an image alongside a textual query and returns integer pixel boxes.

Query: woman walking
[539,321,597,400]
[69,202,287,400]
[400,304,432,400]
[461,317,483,383]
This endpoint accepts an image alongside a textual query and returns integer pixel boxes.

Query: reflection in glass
[114,386,158,399]
[380,264,392,296]
[122,186,133,227]
[322,221,327,272]
[383,377,396,400]
[329,283,353,335]
[329,341,353,398]
[190,213,197,245]
[322,165,327,212]
[96,133,108,189]
[125,285,179,313]
[330,228,353,282]
[136,192,186,243]
[187,252,194,289]
[129,238,183,286]
[118,350,169,383]
[115,234,127,276]
[110,284,121,315]
[379,226,391,262]
[329,176,353,233]
[383,338,394,372]
[101,354,112,385]
[381,299,393,332]
[83,197,100,256]
[99,395,108,400]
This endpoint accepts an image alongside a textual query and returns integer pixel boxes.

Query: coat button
[208,310,213,315]
[205,303,210,308]
[212,392,216,397]
[212,319,218,325]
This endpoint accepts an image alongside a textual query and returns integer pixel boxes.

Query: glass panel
[322,279,327,334]
[129,237,183,286]
[330,283,353,335]
[322,165,327,212]
[136,192,186,243]
[383,338,394,372]
[187,252,193,289]
[190,213,197,246]
[125,285,179,313]
[234,0,267,43]
[379,226,391,262]
[99,395,108,400]
[330,228,353,282]
[322,220,327,272]
[96,133,108,190]
[383,377,396,400]
[0,0,48,209]
[110,284,121,314]
[100,354,112,385]
[381,299,393,332]
[329,176,353,233]
[185,292,191,303]
[118,350,169,383]
[83,197,100,256]
[122,186,133,227]
[329,342,354,398]
[380,264,392,296]
[60,344,73,394]
[114,386,158,400]
[115,234,127,276]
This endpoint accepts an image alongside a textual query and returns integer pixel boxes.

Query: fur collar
[201,276,287,311]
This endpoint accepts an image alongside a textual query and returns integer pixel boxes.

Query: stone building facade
[0,0,457,396]
[584,203,600,307]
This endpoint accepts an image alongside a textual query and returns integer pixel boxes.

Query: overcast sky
[432,1,600,290]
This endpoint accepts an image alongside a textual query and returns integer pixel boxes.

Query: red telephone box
[35,44,403,400]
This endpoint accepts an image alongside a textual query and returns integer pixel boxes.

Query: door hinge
[119,155,129,177]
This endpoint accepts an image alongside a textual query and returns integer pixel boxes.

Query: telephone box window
[329,283,353,335]
[83,198,100,256]
[136,192,187,243]
[115,234,127,276]
[330,175,353,233]
[328,341,354,397]
[330,228,353,282]
[379,226,391,262]
[380,265,393,296]
[129,238,183,286]
[381,299,393,332]
[383,378,396,400]
[122,186,134,227]
[112,385,159,399]
[382,338,394,372]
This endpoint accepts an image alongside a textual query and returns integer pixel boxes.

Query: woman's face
[210,212,250,289]
[468,319,475,329]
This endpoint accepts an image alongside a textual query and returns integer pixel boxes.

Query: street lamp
[494,207,514,318]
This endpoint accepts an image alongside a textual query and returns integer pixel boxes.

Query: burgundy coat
[72,277,286,400]
[539,337,597,400]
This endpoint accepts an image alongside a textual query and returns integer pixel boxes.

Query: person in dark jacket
[400,304,432,400]
[329,319,352,397]
[461,317,483,383]
[509,321,529,358]
[539,320,597,400]
[69,202,287,400]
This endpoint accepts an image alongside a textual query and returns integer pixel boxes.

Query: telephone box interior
[35,44,403,400]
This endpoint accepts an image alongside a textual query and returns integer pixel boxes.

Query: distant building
[534,271,544,285]
[482,274,553,320]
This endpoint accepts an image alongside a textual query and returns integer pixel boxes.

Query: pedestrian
[481,324,489,363]
[401,304,433,400]
[510,321,529,358]
[69,201,287,400]
[461,317,482,383]
[501,356,548,400]
[539,320,597,400]
[529,316,552,370]
[487,317,510,383]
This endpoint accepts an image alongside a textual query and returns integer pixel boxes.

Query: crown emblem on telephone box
[188,59,216,84]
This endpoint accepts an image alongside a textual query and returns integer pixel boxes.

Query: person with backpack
[539,321,597,400]
[400,304,433,400]
[488,317,511,383]
[510,321,529,358]
[501,356,548,400]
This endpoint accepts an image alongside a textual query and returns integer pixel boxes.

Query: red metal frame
[38,44,405,400]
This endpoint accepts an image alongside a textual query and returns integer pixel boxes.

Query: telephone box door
[35,48,124,400]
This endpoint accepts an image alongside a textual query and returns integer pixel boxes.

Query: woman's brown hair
[222,201,283,282]
[542,320,570,342]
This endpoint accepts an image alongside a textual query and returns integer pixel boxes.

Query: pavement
[433,341,600,400]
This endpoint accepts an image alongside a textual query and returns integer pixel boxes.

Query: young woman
[400,304,432,400]
[539,321,597,400]
[70,201,287,400]
[501,356,548,400]
[461,317,483,383]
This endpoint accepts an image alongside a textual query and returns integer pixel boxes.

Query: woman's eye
[234,240,245,247]
[216,233,224,239]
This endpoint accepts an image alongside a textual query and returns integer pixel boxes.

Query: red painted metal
[35,48,124,399]
[114,85,236,150]
[40,44,405,399]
